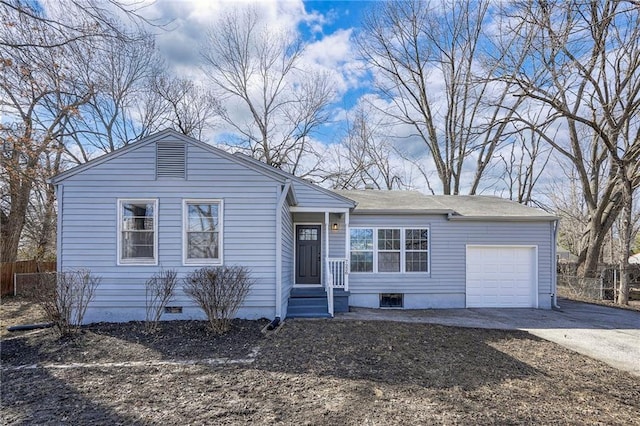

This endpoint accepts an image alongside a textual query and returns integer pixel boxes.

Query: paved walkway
[336,299,640,377]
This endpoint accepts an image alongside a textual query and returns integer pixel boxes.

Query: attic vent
[156,142,185,179]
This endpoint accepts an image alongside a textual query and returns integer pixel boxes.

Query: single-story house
[51,129,559,323]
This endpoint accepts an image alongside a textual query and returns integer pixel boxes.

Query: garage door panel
[466,246,537,308]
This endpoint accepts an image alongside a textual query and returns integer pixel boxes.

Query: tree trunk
[35,148,63,260]
[35,185,57,260]
[577,219,611,278]
[1,180,33,263]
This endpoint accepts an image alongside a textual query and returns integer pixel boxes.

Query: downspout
[56,184,63,273]
[274,180,291,320]
[551,219,560,309]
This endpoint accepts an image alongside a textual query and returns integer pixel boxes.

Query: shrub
[145,268,178,333]
[183,266,252,334]
[30,270,100,336]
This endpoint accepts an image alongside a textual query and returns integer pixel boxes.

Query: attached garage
[466,245,538,308]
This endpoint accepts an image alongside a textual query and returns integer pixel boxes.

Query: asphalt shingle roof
[332,189,556,220]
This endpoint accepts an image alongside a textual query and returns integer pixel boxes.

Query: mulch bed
[1,319,267,367]
[2,300,640,424]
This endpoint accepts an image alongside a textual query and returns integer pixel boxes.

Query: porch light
[332,223,339,231]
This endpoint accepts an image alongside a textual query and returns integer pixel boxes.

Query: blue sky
[302,1,371,35]
[139,0,379,144]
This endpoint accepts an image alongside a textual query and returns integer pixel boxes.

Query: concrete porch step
[286,311,332,319]
[287,287,330,318]
[288,296,328,307]
[290,287,327,297]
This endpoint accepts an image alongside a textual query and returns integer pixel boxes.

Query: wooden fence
[0,260,56,296]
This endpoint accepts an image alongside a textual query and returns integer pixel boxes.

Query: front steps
[286,287,351,318]
[286,287,331,318]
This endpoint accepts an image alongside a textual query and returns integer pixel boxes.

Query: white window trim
[348,228,374,274]
[182,199,224,266]
[349,227,430,274]
[117,198,158,266]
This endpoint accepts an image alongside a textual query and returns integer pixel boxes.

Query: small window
[118,199,157,265]
[380,293,403,308]
[184,200,222,264]
[299,228,318,241]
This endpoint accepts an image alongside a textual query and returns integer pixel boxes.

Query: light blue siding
[60,140,283,322]
[280,201,294,316]
[347,214,554,309]
[292,181,353,208]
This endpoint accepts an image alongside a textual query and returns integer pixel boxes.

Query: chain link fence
[557,262,640,301]
[13,272,57,297]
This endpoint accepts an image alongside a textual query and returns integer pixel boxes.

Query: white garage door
[466,246,537,308]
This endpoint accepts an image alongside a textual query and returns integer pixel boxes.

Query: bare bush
[145,268,178,333]
[29,270,101,335]
[183,266,252,334]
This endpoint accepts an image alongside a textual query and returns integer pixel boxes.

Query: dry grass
[0,296,48,338]
[2,297,639,425]
[557,287,640,312]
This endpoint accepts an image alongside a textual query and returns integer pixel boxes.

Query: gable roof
[51,129,291,185]
[50,129,356,208]
[333,189,557,221]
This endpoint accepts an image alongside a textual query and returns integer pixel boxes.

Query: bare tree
[0,0,149,263]
[18,144,64,260]
[1,12,91,263]
[358,0,526,195]
[494,0,640,302]
[321,105,407,190]
[200,6,333,176]
[545,163,590,260]
[63,35,163,162]
[1,0,150,50]
[151,75,220,140]
[498,123,553,206]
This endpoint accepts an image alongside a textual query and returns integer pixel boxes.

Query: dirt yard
[2,297,639,425]
[557,287,640,311]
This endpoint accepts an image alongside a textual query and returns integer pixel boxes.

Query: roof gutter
[551,219,560,309]
[354,209,455,215]
[446,214,558,222]
[274,180,292,320]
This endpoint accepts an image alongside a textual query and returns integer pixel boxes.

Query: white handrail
[326,258,348,290]
[325,258,348,317]
[325,259,334,316]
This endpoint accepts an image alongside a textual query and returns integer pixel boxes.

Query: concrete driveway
[337,299,640,377]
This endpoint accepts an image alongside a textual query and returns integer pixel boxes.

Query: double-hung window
[350,227,429,273]
[378,229,401,272]
[405,229,429,272]
[118,199,157,265]
[349,228,374,272]
[183,200,222,265]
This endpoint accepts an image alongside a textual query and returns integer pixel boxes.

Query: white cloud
[301,29,366,96]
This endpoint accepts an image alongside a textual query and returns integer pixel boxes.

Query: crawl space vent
[164,306,183,314]
[156,142,185,179]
